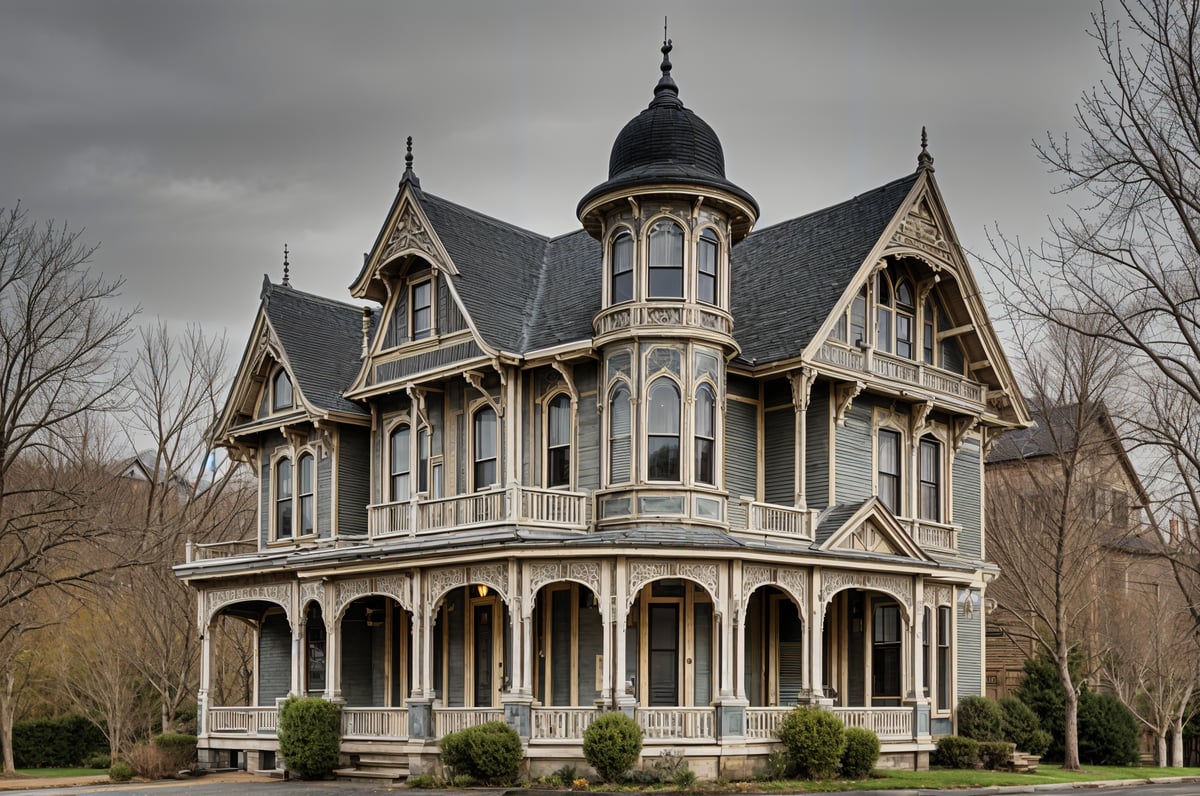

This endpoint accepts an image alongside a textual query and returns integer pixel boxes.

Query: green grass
[12,768,108,778]
[750,764,1200,792]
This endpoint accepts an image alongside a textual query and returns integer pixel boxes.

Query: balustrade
[743,501,813,540]
[433,707,504,737]
[832,706,914,740]
[636,707,714,740]
[531,707,598,740]
[342,707,409,739]
[207,706,278,735]
[913,520,958,552]
[815,342,984,407]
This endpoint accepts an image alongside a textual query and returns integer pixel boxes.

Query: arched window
[875,272,894,353]
[547,394,571,488]
[297,452,314,535]
[272,369,293,411]
[610,231,633,304]
[608,385,632,484]
[850,284,868,346]
[918,437,942,522]
[698,229,719,305]
[473,407,498,490]
[647,220,684,299]
[647,379,681,481]
[275,457,293,539]
[695,384,716,485]
[389,424,411,501]
[896,280,915,359]
[877,428,901,513]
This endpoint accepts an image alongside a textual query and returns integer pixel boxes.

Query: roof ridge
[746,172,918,238]
[264,279,366,314]
[520,239,554,352]
[423,192,550,242]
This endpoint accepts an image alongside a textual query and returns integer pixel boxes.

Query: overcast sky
[1,0,1104,353]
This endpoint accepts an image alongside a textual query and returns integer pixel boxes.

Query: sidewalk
[0,771,263,792]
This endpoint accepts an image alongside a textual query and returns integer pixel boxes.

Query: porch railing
[517,486,588,529]
[368,500,412,536]
[207,706,278,735]
[433,707,504,737]
[742,501,813,540]
[636,707,714,740]
[531,707,599,740]
[815,342,985,407]
[186,538,257,563]
[341,707,409,740]
[369,485,588,538]
[745,707,791,740]
[420,489,506,531]
[832,706,914,740]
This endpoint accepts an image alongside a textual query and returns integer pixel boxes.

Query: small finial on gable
[282,243,291,287]
[401,135,421,188]
[917,126,935,173]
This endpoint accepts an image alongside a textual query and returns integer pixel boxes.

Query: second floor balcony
[815,341,985,409]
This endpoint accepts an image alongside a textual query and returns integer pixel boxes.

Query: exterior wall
[317,451,332,538]
[835,401,874,506]
[957,587,982,699]
[726,398,758,526]
[805,382,831,509]
[337,426,370,535]
[953,439,982,560]
[763,383,793,506]
[576,364,600,491]
[258,612,291,705]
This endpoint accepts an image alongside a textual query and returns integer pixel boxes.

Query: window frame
[874,271,895,354]
[410,277,434,341]
[694,382,717,486]
[871,601,903,704]
[296,450,316,537]
[918,436,943,522]
[273,452,294,541]
[645,218,685,300]
[607,382,633,486]
[937,604,952,712]
[876,427,902,515]
[544,392,573,489]
[471,403,499,491]
[609,228,635,306]
[696,227,721,307]
[271,368,294,412]
[895,279,915,359]
[387,421,412,503]
[645,376,683,482]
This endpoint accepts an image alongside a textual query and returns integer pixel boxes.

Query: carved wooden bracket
[910,400,933,439]
[788,367,815,413]
[406,385,430,429]
[313,420,335,458]
[834,381,865,427]
[551,360,579,406]
[953,417,980,452]
[465,370,504,417]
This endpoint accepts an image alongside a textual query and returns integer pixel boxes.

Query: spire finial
[652,18,679,106]
[400,135,421,187]
[917,125,935,172]
[282,244,291,287]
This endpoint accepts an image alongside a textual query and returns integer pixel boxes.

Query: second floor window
[608,385,632,484]
[647,220,684,299]
[473,407,498,489]
[647,378,681,481]
[298,452,314,535]
[275,457,293,539]
[418,427,430,494]
[389,424,411,501]
[850,285,868,346]
[547,394,571,488]
[411,281,432,340]
[875,273,894,354]
[698,229,719,305]
[878,429,901,514]
[611,232,633,304]
[896,280,915,359]
[272,369,293,411]
[695,384,715,485]
[919,437,942,521]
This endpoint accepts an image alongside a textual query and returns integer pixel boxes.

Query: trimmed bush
[439,721,523,785]
[86,753,112,769]
[11,715,107,768]
[957,696,1005,742]
[999,696,1050,755]
[582,711,643,782]
[931,735,979,769]
[109,760,134,782]
[277,696,342,780]
[775,706,846,780]
[152,733,197,773]
[1078,691,1139,765]
[840,727,881,778]
[978,741,1015,770]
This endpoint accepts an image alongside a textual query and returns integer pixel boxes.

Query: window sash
[474,408,498,490]
[648,221,684,298]
[878,429,901,513]
[695,385,715,485]
[698,233,718,305]
[647,380,681,481]
[611,234,633,304]
[411,281,432,340]
[298,454,314,535]
[919,438,941,521]
[609,386,632,484]
[547,396,571,488]
[389,426,411,501]
[272,371,293,411]
[937,606,951,709]
[275,458,293,539]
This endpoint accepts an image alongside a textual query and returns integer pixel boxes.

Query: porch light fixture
[476,584,489,598]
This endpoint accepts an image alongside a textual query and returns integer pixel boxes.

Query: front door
[473,603,493,707]
[648,604,679,706]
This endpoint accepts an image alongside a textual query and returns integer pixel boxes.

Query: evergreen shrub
[999,696,1050,755]
[840,727,881,778]
[775,706,845,780]
[108,760,134,782]
[11,715,107,768]
[931,736,979,769]
[152,733,197,772]
[1078,691,1139,765]
[582,711,643,782]
[957,696,1005,741]
[277,696,342,779]
[977,741,1015,770]
[439,721,523,785]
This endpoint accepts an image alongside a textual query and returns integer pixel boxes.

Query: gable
[350,184,459,303]
[817,499,934,562]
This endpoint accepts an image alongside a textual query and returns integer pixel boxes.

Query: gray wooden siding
[577,602,602,705]
[726,400,758,526]
[259,457,270,547]
[835,401,873,505]
[341,617,373,706]
[744,596,762,704]
[694,602,713,705]
[317,453,332,538]
[957,587,982,698]
[576,364,600,491]
[257,612,291,705]
[764,409,794,506]
[805,383,831,509]
[337,427,370,536]
[953,439,982,560]
[446,588,465,707]
[728,374,758,400]
[440,279,467,334]
[374,341,483,384]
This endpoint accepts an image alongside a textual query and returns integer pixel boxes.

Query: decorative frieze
[741,565,808,610]
[300,581,324,611]
[627,560,720,612]
[427,563,510,607]
[331,574,414,620]
[205,582,293,627]
[927,585,953,607]
[381,203,440,266]
[526,561,601,605]
[818,570,913,618]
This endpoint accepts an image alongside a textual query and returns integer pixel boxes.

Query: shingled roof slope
[420,192,548,353]
[526,230,603,350]
[262,282,368,417]
[987,402,1097,463]
[731,172,918,366]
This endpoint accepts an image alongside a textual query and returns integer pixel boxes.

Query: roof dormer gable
[816,499,934,562]
[350,182,458,304]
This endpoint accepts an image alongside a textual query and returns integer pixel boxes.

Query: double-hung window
[411,281,432,340]
[547,394,571,488]
[694,384,716,485]
[389,425,411,501]
[610,232,633,304]
[473,407,498,489]
[647,221,684,299]
[608,385,632,484]
[697,229,719,305]
[919,437,942,521]
[872,603,902,704]
[937,606,952,710]
[275,457,293,539]
[297,452,314,535]
[877,429,901,513]
[647,379,681,480]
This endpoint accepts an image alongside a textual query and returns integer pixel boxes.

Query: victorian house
[176,41,1029,778]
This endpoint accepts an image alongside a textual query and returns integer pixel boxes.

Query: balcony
[815,342,985,408]
[593,302,733,342]
[740,500,815,542]
[369,485,589,538]
[911,519,959,554]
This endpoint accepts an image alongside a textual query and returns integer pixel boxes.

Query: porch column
[324,615,341,700]
[909,578,925,702]
[614,557,635,714]
[790,369,814,510]
[724,561,740,699]
[197,593,212,737]
[407,569,432,741]
[599,563,613,707]
[508,559,524,696]
[809,567,824,699]
[291,619,304,696]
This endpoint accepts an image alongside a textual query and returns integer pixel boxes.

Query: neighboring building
[176,40,1028,778]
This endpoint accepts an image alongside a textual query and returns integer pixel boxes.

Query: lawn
[12,768,108,778]
[750,764,1200,792]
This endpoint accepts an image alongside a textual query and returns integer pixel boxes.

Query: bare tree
[0,205,137,772]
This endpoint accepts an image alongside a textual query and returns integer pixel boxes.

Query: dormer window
[647,220,684,299]
[611,231,634,304]
[411,280,432,340]
[698,229,719,305]
[272,369,293,411]
[896,280,915,359]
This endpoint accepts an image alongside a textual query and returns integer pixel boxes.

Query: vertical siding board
[764,409,795,506]
[257,613,291,705]
[338,427,370,536]
[694,602,713,705]
[805,383,831,509]
[835,401,874,505]
[317,453,332,538]
[726,401,758,526]
[954,440,982,560]
[957,587,982,698]
[447,589,465,707]
[577,399,600,491]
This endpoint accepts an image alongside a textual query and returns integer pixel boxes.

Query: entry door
[648,604,679,706]
[473,604,493,707]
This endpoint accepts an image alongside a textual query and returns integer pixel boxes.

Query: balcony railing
[433,707,504,737]
[186,538,257,563]
[912,520,959,553]
[832,706,914,740]
[369,485,588,538]
[531,707,599,740]
[593,302,733,339]
[207,706,278,735]
[742,500,814,541]
[815,342,985,406]
[342,707,408,740]
[636,707,714,740]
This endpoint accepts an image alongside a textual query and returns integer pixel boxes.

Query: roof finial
[652,18,679,107]
[917,125,935,173]
[401,135,421,188]
[282,243,291,287]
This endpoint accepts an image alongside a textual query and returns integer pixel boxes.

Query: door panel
[649,604,679,706]
[474,604,493,707]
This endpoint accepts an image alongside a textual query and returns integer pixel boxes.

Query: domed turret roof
[577,40,758,222]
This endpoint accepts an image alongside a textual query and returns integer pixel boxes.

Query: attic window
[272,369,293,411]
[411,280,432,340]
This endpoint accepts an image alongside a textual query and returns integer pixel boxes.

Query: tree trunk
[1059,655,1080,770]
[1173,716,1185,768]
[1158,732,1168,767]
[1,668,15,774]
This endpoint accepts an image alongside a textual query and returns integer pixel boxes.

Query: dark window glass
[418,428,430,494]
[272,369,293,411]
[919,437,941,521]
[547,394,571,488]
[647,379,681,480]
[922,607,931,699]
[698,229,719,305]
[609,385,631,484]
[850,285,868,346]
[412,281,432,340]
[872,603,902,701]
[923,300,936,365]
[298,453,314,535]
[389,425,411,501]
[695,384,716,485]
[275,457,293,539]
[305,606,326,693]
[897,280,914,359]
[611,232,634,304]
[474,407,498,489]
[878,429,901,513]
[938,606,951,710]
[647,221,684,298]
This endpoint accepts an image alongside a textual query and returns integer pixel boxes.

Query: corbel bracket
[834,380,865,427]
[789,366,815,413]
[465,370,504,417]
[313,420,335,457]
[953,417,979,452]
[406,384,430,429]
[551,359,579,406]
[910,400,934,439]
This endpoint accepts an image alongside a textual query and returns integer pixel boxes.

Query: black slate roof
[261,281,368,417]
[814,501,870,545]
